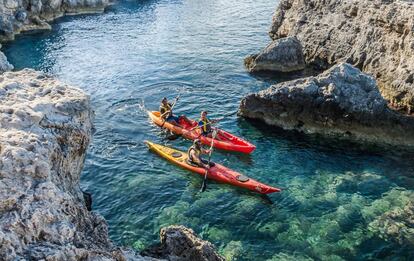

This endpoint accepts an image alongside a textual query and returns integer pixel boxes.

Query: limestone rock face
[0,69,223,260]
[244,36,305,73]
[0,49,13,72]
[0,0,110,41]
[0,69,148,260]
[269,0,414,113]
[239,63,414,146]
[142,225,225,261]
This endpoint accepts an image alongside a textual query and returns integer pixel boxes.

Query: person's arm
[160,110,171,119]
[190,121,203,131]
[210,118,220,124]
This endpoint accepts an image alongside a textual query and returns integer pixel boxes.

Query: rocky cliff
[268,0,414,113]
[0,69,132,260]
[0,44,13,72]
[0,0,110,42]
[0,69,224,260]
[239,63,414,146]
[0,0,111,73]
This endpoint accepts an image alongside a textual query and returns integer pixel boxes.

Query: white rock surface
[0,69,150,260]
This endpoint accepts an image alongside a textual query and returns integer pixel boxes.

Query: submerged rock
[142,225,225,261]
[244,36,305,73]
[0,0,111,41]
[239,63,414,146]
[369,202,414,246]
[269,0,414,113]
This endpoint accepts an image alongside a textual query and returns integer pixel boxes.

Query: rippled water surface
[4,0,414,260]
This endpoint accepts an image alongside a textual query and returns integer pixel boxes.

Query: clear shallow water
[4,0,414,260]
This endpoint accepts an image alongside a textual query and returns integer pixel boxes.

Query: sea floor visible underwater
[4,0,414,260]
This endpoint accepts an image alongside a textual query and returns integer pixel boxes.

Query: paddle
[200,129,218,192]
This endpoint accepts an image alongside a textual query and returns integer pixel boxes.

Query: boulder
[244,36,305,73]
[239,63,414,146]
[268,0,414,113]
[142,225,225,261]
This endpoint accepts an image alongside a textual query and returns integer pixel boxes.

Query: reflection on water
[4,0,414,260]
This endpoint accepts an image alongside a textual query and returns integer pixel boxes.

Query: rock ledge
[239,63,414,147]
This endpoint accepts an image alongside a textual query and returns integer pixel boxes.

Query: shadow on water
[242,116,414,156]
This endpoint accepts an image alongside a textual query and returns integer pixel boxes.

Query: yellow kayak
[145,141,280,194]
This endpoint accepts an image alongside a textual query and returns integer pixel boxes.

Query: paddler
[196,111,219,137]
[159,97,188,126]
[187,139,212,169]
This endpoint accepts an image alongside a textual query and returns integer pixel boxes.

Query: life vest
[160,103,172,118]
[187,145,201,163]
[199,118,211,133]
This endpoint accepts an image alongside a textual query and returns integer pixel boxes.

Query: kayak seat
[236,175,250,182]
[186,159,215,168]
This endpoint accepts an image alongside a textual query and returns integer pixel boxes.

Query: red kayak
[145,141,280,194]
[148,111,256,154]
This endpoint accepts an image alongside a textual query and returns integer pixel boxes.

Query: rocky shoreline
[0,0,110,42]
[240,63,414,147]
[241,0,414,147]
[0,0,111,73]
[0,1,224,260]
[0,69,224,260]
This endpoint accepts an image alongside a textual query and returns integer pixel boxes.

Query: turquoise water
[4,0,414,260]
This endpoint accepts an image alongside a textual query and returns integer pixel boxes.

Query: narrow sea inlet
[4,0,414,259]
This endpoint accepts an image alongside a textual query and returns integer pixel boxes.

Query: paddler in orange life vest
[159,97,188,126]
[197,111,219,137]
[187,139,212,169]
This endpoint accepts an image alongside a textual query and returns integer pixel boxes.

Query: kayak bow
[145,141,280,194]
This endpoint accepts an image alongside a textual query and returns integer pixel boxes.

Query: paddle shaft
[201,130,217,192]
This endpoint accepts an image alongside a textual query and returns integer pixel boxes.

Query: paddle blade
[200,179,207,192]
[166,133,181,140]
[200,169,208,192]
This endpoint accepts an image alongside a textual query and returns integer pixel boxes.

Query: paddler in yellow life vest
[187,139,212,169]
[159,97,189,126]
[197,111,219,137]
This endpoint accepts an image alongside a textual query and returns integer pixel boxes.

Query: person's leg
[201,158,215,167]
[179,115,190,123]
[167,115,180,126]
